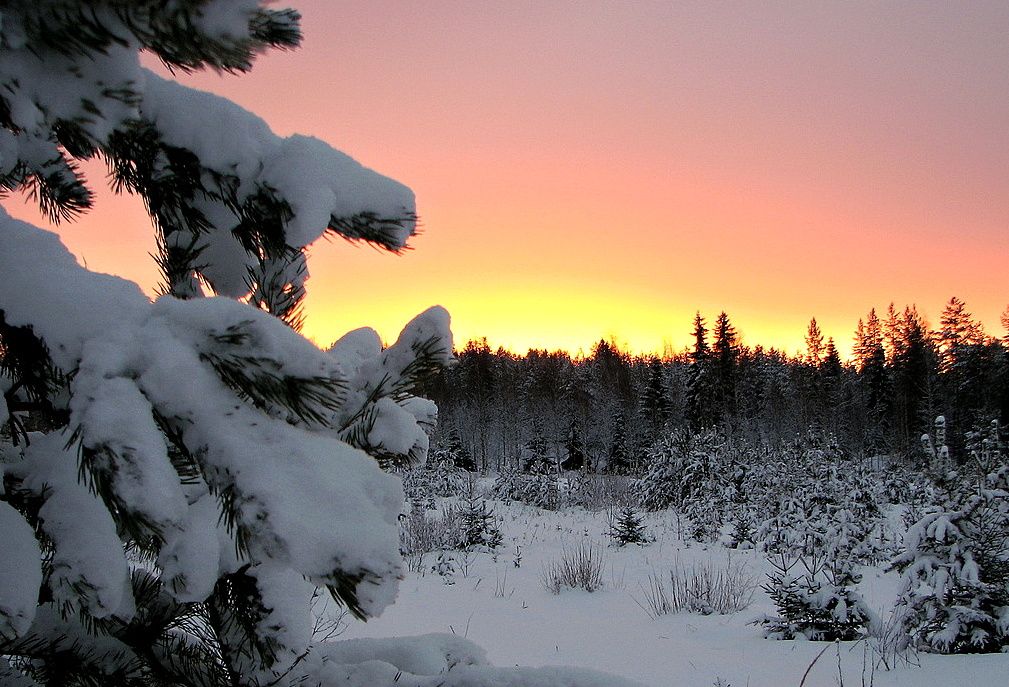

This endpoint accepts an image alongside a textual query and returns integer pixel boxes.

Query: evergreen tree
[805,318,825,367]
[853,318,869,371]
[685,312,714,431]
[891,306,938,455]
[864,340,889,411]
[761,551,873,641]
[444,425,477,471]
[523,421,554,473]
[561,418,586,471]
[690,312,711,362]
[712,311,739,425]
[0,6,641,685]
[0,6,635,687]
[457,337,498,470]
[749,346,798,444]
[852,309,880,374]
[821,338,842,377]
[865,309,883,367]
[933,297,1002,437]
[606,411,632,474]
[401,448,464,502]
[0,5,460,685]
[855,308,891,452]
[891,462,1009,653]
[638,429,726,515]
[608,507,649,546]
[459,488,503,550]
[936,296,985,374]
[1001,305,1009,346]
[883,302,902,363]
[638,356,672,442]
[593,339,632,395]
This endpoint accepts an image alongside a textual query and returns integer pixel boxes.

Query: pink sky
[10,1,1009,356]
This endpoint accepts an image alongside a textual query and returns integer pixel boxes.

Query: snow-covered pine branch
[0,2,640,686]
[109,72,418,321]
[0,1,299,223]
[2,1,415,326]
[0,210,442,679]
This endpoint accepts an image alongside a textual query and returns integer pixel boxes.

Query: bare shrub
[403,550,426,574]
[636,571,675,619]
[400,501,464,561]
[311,590,348,642]
[492,471,560,510]
[494,567,512,598]
[865,608,919,672]
[542,543,606,594]
[570,473,635,510]
[634,556,755,618]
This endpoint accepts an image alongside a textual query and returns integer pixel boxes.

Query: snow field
[337,493,1005,687]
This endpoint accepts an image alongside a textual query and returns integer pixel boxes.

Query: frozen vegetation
[378,449,1009,687]
[3,2,1009,687]
[0,1,636,685]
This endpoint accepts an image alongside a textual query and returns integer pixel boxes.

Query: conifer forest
[426,303,1008,476]
[2,2,1009,687]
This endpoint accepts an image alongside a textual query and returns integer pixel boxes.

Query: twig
[798,644,831,687]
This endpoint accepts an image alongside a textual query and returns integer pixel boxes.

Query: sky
[8,1,1009,357]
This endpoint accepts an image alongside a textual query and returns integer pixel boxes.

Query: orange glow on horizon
[8,181,1006,362]
[4,3,1008,363]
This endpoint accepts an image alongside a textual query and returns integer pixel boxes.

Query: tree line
[424,297,1009,473]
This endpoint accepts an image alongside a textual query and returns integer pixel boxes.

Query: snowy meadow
[3,3,1009,687]
[338,475,1007,687]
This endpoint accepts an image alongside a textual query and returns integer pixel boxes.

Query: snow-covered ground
[337,496,1006,687]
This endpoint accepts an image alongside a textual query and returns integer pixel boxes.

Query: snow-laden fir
[0,2,640,685]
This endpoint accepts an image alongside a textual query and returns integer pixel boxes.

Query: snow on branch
[103,72,417,308]
[138,71,417,246]
[0,208,426,639]
[331,307,454,466]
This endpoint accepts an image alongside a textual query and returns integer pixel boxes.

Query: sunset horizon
[9,179,1005,360]
[6,1,1007,360]
[5,3,1009,684]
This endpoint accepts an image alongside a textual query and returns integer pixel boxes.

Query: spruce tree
[936,296,985,374]
[805,318,824,367]
[685,312,714,432]
[608,507,649,546]
[891,461,1009,653]
[821,338,842,377]
[933,297,1002,440]
[638,356,672,443]
[0,5,637,687]
[854,308,891,452]
[0,5,465,684]
[711,311,739,425]
[852,318,869,371]
[883,302,902,362]
[459,487,503,550]
[561,417,586,471]
[606,411,632,474]
[852,308,883,374]
[445,425,477,471]
[862,338,890,446]
[891,306,938,455]
[523,422,554,473]
[761,551,873,641]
